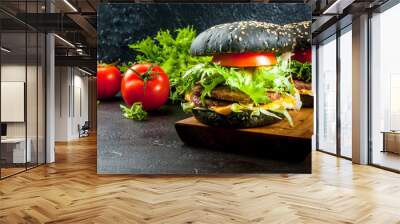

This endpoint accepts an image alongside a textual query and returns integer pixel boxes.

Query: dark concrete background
[97,3,311,63]
[97,102,311,174]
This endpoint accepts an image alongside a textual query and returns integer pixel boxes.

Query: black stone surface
[97,101,310,174]
[97,3,311,63]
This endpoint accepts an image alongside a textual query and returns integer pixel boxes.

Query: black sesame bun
[190,21,311,56]
[282,21,311,51]
[192,108,283,129]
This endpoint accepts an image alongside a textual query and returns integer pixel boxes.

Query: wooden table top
[176,108,314,140]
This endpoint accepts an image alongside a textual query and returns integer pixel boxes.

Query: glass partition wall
[370,3,400,171]
[317,35,337,155]
[316,25,353,159]
[0,30,27,177]
[339,26,352,159]
[0,2,46,179]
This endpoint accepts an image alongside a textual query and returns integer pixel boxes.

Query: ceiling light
[63,0,78,12]
[76,48,86,56]
[322,0,354,15]
[54,34,75,48]
[1,47,11,53]
[78,68,93,76]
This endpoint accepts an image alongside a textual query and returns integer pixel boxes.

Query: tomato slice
[212,52,277,67]
[291,48,312,64]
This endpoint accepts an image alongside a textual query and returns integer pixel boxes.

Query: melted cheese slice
[299,89,313,96]
[209,95,298,116]
[184,93,192,101]
[260,95,297,110]
[211,105,233,116]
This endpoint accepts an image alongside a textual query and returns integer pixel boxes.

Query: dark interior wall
[88,77,97,132]
[97,3,311,63]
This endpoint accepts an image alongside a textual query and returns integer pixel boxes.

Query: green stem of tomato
[128,64,160,94]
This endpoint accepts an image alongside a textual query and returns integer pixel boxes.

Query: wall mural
[97,3,313,174]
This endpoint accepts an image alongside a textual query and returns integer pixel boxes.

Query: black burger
[180,21,311,128]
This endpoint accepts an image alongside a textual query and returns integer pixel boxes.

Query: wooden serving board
[175,108,313,161]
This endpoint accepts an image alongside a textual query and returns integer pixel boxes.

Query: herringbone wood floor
[1,135,400,224]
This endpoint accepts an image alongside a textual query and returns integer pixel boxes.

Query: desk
[1,138,31,163]
[381,131,400,154]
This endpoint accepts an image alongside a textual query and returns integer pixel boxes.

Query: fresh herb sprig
[289,60,311,82]
[120,103,148,121]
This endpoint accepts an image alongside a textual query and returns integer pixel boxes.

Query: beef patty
[294,79,311,90]
[190,85,281,107]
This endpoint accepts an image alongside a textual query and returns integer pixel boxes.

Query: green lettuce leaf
[120,103,148,121]
[200,75,225,104]
[181,62,295,105]
[220,67,270,104]
[181,102,195,113]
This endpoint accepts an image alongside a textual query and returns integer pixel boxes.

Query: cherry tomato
[212,52,277,67]
[121,64,170,111]
[292,48,312,63]
[97,64,122,100]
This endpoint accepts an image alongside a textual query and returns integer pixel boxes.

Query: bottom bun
[192,108,282,129]
[301,94,313,108]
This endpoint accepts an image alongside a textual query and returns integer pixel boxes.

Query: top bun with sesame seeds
[181,20,311,129]
[190,21,311,56]
[282,21,312,51]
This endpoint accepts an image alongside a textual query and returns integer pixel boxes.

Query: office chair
[79,121,90,138]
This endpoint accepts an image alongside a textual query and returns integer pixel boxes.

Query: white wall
[54,66,89,141]
[55,66,69,141]
[72,73,89,137]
